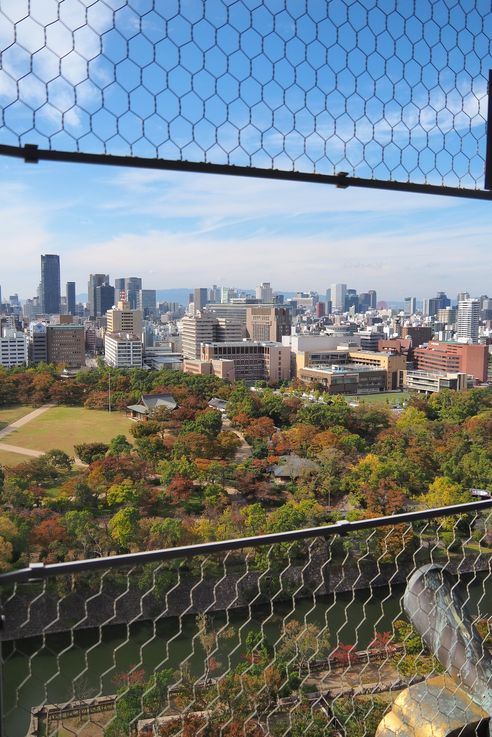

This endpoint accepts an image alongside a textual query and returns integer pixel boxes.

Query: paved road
[0,403,55,440]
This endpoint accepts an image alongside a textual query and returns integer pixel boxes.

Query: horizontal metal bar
[0,500,490,585]
[1,143,491,200]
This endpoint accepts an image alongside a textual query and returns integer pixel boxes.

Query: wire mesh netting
[1,506,491,737]
[1,1,492,192]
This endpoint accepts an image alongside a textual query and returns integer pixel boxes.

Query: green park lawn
[3,406,132,456]
[0,405,35,431]
[0,449,36,468]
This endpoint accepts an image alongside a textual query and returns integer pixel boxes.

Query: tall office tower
[106,300,143,339]
[404,297,417,316]
[456,299,480,343]
[28,322,48,365]
[330,283,347,312]
[422,297,439,317]
[435,291,451,310]
[368,290,377,309]
[47,324,85,368]
[137,289,157,316]
[255,282,273,303]
[457,291,470,303]
[0,285,2,305]
[88,274,109,318]
[246,305,292,342]
[346,289,359,311]
[182,312,217,359]
[114,278,126,303]
[358,292,370,312]
[40,254,61,314]
[124,277,142,309]
[66,282,76,315]
[194,288,209,311]
[325,288,331,313]
[95,284,115,317]
[209,285,221,303]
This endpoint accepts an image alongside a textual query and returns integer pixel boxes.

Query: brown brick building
[413,341,488,383]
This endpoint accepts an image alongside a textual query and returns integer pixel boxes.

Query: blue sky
[1,0,492,301]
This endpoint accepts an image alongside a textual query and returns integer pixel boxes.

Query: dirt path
[0,403,55,440]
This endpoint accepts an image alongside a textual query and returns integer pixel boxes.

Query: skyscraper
[88,274,109,318]
[404,297,416,316]
[330,283,347,312]
[256,282,273,303]
[125,277,143,309]
[66,282,76,315]
[456,299,480,343]
[194,288,208,311]
[368,290,377,309]
[95,284,115,317]
[40,254,61,314]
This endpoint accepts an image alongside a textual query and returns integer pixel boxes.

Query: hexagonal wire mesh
[1,0,492,196]
[0,502,490,737]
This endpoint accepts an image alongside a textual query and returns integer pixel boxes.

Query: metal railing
[1,500,490,737]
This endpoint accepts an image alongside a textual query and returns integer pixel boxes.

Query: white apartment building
[456,299,480,344]
[0,330,29,368]
[104,332,143,368]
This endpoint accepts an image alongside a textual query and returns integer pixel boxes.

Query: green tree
[108,507,140,549]
[106,434,133,456]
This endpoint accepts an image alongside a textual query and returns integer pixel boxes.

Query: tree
[63,510,104,557]
[277,619,330,669]
[74,442,109,464]
[106,434,133,456]
[166,475,195,505]
[138,517,183,549]
[43,449,73,474]
[107,480,142,508]
[108,507,140,550]
[30,516,67,550]
[420,477,471,525]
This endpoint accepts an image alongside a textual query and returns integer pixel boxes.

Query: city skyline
[2,156,492,301]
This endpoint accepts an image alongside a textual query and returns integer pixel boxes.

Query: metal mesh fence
[1,503,491,737]
[1,1,492,196]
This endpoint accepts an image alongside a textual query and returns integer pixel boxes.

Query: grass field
[4,406,132,456]
[346,391,412,406]
[0,405,35,431]
[0,449,36,468]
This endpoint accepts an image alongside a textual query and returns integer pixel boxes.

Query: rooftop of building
[305,363,386,374]
[203,340,285,348]
[105,332,142,341]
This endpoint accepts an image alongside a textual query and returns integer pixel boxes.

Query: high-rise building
[88,274,109,318]
[368,290,377,309]
[194,288,208,311]
[106,300,143,338]
[358,293,370,312]
[256,282,273,303]
[46,324,85,368]
[435,291,451,310]
[95,284,115,317]
[0,329,29,368]
[66,282,76,315]
[404,297,416,316]
[124,277,143,309]
[346,289,359,312]
[104,332,143,368]
[246,305,292,342]
[331,283,347,312]
[414,341,487,382]
[114,278,126,303]
[325,288,331,313]
[29,322,48,365]
[40,254,61,314]
[181,312,217,359]
[137,289,157,316]
[456,299,480,343]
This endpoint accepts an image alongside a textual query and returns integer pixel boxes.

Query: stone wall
[1,553,489,641]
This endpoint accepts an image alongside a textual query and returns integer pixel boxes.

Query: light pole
[108,369,111,413]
